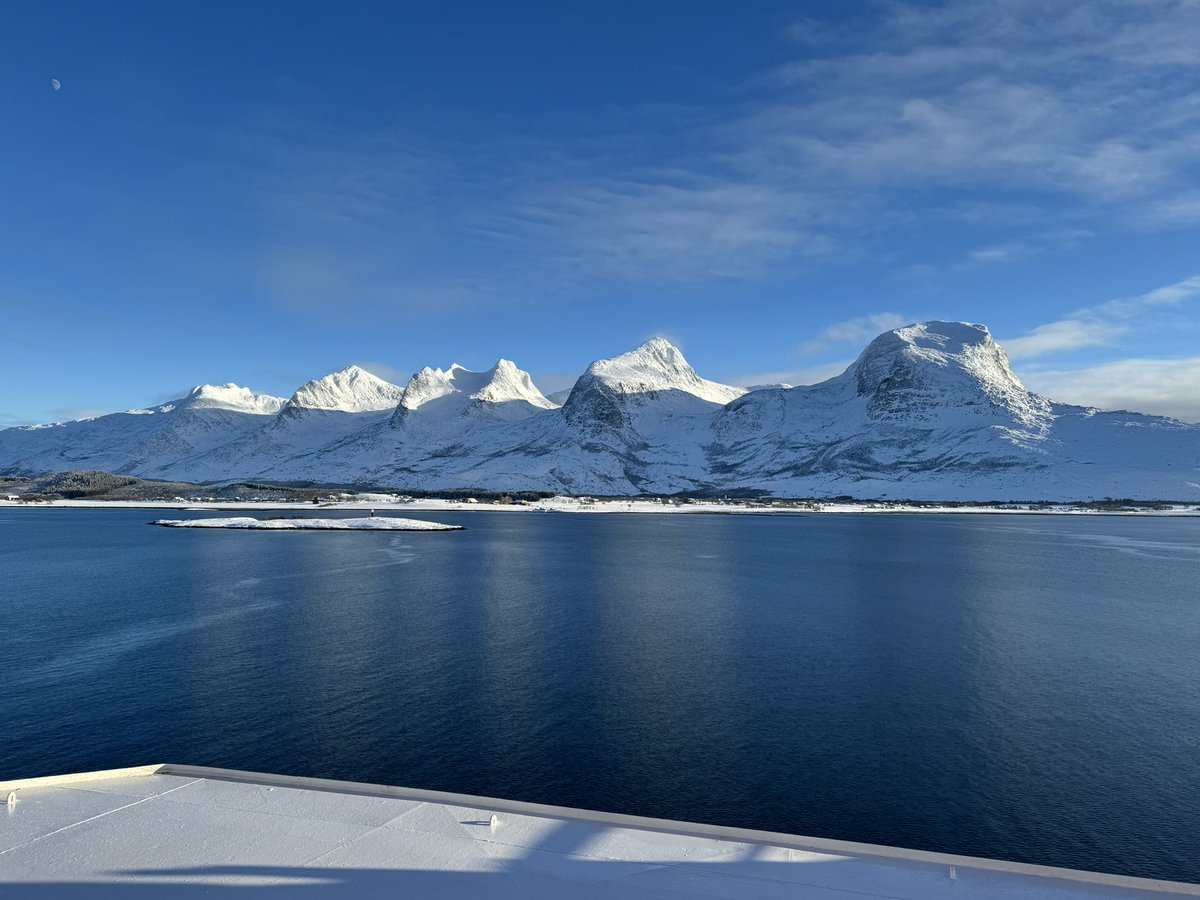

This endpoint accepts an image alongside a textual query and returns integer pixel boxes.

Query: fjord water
[2,510,1198,882]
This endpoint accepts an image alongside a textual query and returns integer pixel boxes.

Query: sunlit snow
[152,516,462,531]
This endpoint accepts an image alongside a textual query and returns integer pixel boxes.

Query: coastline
[3,496,1198,517]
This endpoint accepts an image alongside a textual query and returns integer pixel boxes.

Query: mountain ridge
[2,322,1196,500]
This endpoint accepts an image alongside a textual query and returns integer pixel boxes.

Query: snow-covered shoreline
[5,497,1199,517]
[152,516,462,531]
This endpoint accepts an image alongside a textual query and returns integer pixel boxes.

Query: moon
[51,78,61,92]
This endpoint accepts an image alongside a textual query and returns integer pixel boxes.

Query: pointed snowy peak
[470,359,556,409]
[398,360,555,412]
[147,384,286,415]
[287,365,404,412]
[572,338,746,405]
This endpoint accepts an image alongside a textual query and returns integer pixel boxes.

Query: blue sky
[3,0,1200,424]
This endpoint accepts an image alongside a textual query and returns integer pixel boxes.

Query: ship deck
[1,764,1195,898]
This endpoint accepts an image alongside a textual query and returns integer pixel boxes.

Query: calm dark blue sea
[2,508,1198,882]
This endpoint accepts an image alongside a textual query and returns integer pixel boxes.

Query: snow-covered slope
[0,384,285,477]
[2,326,1196,500]
[210,359,560,486]
[559,338,743,436]
[394,360,555,420]
[147,384,287,415]
[140,366,404,482]
[710,322,1193,499]
[848,322,1048,427]
[545,339,749,492]
[590,337,743,403]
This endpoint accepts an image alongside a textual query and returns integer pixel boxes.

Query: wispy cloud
[959,229,1092,269]
[724,314,906,387]
[530,371,581,396]
[231,1,1200,312]
[798,313,909,356]
[1022,357,1200,422]
[0,412,36,427]
[967,244,1028,265]
[763,1,1200,212]
[1002,275,1200,359]
[51,407,112,420]
[732,360,853,389]
[1099,275,1200,314]
[1002,319,1118,360]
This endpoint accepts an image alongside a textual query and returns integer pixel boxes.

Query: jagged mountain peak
[2,322,1196,501]
[470,359,556,409]
[287,366,404,412]
[397,359,555,415]
[147,384,286,416]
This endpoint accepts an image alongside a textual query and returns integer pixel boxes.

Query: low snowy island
[152,516,463,531]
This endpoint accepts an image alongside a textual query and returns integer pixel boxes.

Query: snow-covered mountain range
[3,322,1197,500]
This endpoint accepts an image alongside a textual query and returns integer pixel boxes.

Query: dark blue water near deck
[1,509,1198,882]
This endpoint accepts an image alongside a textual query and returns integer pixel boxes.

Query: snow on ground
[5,497,1197,517]
[151,516,463,530]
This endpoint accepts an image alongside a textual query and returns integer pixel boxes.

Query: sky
[2,0,1200,424]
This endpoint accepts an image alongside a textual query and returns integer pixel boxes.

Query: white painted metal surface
[0,765,1195,897]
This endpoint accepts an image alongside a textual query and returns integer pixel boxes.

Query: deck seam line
[0,779,201,859]
[297,823,394,869]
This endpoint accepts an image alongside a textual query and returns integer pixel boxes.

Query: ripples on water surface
[1,508,1197,881]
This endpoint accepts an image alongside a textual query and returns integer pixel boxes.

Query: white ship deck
[0,764,1195,898]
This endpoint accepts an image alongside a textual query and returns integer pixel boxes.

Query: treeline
[37,471,139,498]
